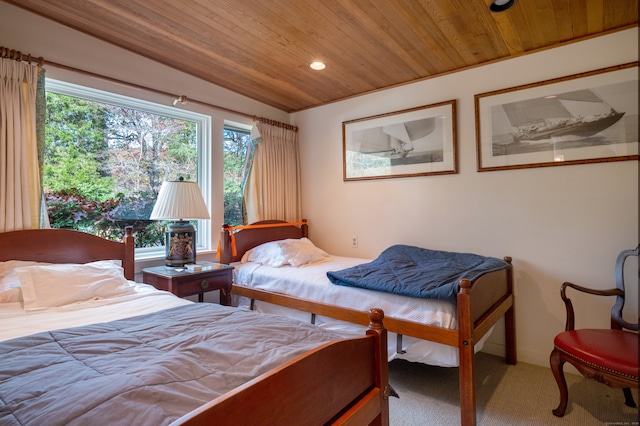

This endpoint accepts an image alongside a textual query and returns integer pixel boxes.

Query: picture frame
[342,100,457,181]
[475,62,638,172]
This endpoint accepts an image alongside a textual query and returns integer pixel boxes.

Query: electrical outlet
[351,236,358,248]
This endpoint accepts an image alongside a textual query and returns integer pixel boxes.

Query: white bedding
[233,255,491,367]
[0,283,191,342]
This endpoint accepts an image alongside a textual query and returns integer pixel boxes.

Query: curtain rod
[41,57,297,131]
[0,46,44,66]
[253,117,298,132]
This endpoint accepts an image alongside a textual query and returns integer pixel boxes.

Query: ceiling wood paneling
[5,0,638,112]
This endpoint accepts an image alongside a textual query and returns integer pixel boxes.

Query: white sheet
[233,256,491,367]
[0,283,191,342]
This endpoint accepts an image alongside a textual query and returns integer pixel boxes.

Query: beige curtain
[244,121,301,223]
[0,58,41,231]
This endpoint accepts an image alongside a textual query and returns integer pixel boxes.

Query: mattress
[0,283,190,342]
[233,256,491,367]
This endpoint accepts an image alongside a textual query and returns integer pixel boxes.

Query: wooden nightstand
[142,263,234,305]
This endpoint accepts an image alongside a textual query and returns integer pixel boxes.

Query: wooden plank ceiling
[5,0,638,112]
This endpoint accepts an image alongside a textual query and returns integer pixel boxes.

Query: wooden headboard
[219,220,308,264]
[0,227,135,280]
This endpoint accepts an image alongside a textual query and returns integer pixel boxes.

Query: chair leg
[550,349,569,417]
[623,388,637,408]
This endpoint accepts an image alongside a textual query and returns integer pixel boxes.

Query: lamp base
[165,220,196,267]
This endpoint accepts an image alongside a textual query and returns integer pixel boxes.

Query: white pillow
[16,260,134,311]
[0,260,50,303]
[242,238,328,267]
[244,241,289,267]
[279,238,328,267]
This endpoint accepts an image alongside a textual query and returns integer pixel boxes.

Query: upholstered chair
[550,246,639,417]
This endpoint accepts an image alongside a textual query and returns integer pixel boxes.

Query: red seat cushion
[554,329,639,379]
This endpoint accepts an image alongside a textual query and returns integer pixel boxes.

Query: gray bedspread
[0,304,340,426]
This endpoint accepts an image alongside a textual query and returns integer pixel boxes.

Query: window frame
[45,79,213,260]
[222,121,252,226]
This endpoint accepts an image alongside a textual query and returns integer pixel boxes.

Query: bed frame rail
[233,285,463,347]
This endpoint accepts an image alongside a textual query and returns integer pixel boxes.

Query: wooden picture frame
[342,100,457,181]
[475,62,638,172]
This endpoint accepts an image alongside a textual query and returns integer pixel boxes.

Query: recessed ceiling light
[310,61,326,71]
[489,0,515,12]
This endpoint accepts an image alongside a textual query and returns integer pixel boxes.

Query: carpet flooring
[388,353,638,425]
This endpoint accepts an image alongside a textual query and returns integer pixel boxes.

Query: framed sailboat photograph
[475,62,638,172]
[342,100,457,181]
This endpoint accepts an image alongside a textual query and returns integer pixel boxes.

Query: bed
[0,226,389,426]
[219,220,516,426]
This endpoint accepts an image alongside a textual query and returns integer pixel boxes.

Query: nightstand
[142,263,234,305]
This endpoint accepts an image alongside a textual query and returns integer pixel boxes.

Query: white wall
[292,29,638,368]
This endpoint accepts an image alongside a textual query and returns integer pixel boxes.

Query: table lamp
[150,177,210,267]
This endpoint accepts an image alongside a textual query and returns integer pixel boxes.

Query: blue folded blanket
[326,245,510,304]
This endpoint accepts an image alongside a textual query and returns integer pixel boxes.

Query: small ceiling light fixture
[310,61,326,71]
[489,0,515,12]
[172,95,188,106]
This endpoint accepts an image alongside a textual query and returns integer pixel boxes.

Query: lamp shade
[150,178,209,267]
[150,178,210,220]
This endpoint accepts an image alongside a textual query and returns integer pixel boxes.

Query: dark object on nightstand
[149,177,210,268]
[143,263,233,304]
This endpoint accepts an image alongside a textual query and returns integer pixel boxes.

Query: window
[44,80,211,257]
[223,126,251,226]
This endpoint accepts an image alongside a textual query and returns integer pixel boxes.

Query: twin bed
[220,220,516,426]
[0,227,389,425]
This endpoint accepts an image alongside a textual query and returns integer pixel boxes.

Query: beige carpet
[388,353,638,425]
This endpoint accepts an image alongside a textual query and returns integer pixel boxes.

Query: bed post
[457,278,476,426]
[367,308,390,426]
[219,224,232,264]
[122,226,135,280]
[301,219,309,238]
[503,256,517,365]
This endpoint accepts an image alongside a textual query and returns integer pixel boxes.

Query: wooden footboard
[457,260,515,426]
[173,308,389,426]
[220,220,516,426]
